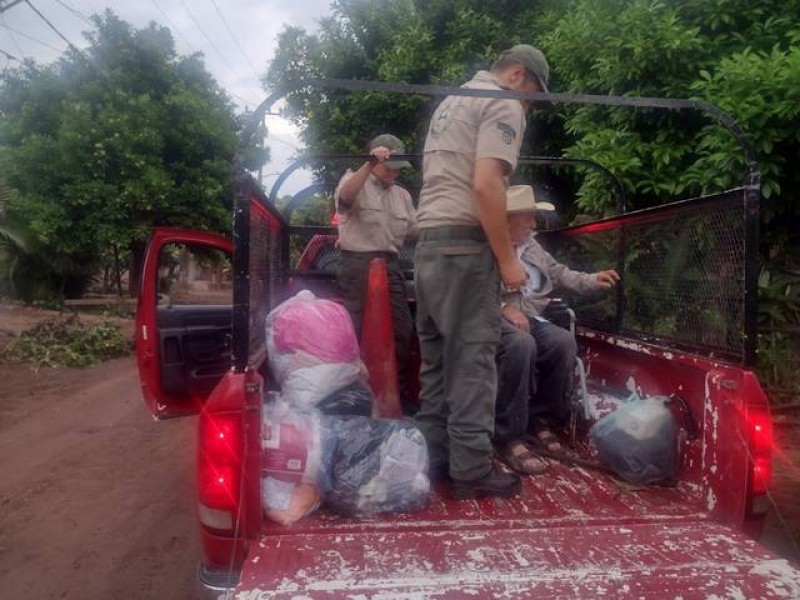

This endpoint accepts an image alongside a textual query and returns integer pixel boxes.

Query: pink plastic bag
[271,290,359,363]
[266,291,368,409]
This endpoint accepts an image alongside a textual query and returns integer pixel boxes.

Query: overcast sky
[1,0,334,194]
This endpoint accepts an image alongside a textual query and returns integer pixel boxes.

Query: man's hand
[593,269,620,289]
[337,146,394,206]
[499,257,527,291]
[369,145,394,167]
[502,304,530,333]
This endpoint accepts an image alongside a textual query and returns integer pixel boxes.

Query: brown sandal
[531,427,564,454]
[500,441,549,475]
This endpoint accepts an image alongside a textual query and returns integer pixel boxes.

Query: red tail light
[205,417,239,460]
[746,408,772,496]
[198,414,241,531]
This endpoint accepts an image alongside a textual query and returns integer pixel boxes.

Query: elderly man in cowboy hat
[494,185,619,475]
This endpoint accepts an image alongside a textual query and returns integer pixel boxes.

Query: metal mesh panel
[540,226,621,329]
[269,223,284,309]
[540,189,747,360]
[248,208,271,368]
[287,226,416,275]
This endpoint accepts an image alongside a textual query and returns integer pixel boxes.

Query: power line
[24,0,82,54]
[6,0,264,110]
[0,20,62,52]
[208,0,259,79]
[70,0,96,17]
[2,0,263,110]
[1,12,25,57]
[0,47,23,62]
[149,0,192,52]
[176,0,238,73]
[24,0,108,81]
[146,1,260,109]
[0,0,24,15]
[268,135,302,151]
[54,0,91,25]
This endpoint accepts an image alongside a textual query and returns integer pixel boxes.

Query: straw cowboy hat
[506,185,556,213]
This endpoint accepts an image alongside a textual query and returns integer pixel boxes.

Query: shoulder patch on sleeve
[497,122,517,145]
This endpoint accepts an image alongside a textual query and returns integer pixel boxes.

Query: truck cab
[134,80,800,598]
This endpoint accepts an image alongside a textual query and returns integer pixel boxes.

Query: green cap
[497,44,550,93]
[369,133,413,170]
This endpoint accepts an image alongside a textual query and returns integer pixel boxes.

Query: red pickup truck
[134,81,800,598]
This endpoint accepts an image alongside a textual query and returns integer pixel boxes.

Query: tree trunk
[113,244,123,297]
[128,239,146,298]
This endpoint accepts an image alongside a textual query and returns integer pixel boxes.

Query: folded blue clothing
[316,381,373,417]
[320,415,430,515]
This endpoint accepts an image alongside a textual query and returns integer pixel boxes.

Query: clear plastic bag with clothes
[260,396,327,525]
[265,290,370,409]
[316,380,374,417]
[589,393,679,485]
[320,416,430,515]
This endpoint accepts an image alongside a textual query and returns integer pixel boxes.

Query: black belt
[340,249,399,259]
[417,226,486,242]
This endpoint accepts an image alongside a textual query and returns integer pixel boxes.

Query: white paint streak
[706,488,717,511]
[750,560,800,598]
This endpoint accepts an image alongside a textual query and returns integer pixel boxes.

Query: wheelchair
[540,298,590,446]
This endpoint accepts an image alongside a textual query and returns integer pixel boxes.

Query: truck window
[157,243,232,307]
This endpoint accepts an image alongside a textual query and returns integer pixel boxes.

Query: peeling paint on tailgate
[235,521,800,598]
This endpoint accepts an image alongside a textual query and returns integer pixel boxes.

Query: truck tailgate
[235,468,800,598]
[237,519,800,598]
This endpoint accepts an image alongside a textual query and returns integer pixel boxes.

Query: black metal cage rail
[234,79,761,370]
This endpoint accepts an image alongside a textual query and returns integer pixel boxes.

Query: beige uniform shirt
[417,70,527,229]
[334,170,417,253]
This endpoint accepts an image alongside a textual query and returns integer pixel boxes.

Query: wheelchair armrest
[541,298,576,333]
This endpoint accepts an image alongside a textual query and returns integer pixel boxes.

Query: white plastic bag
[260,398,324,525]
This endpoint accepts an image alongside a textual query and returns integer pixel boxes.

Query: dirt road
[0,357,198,599]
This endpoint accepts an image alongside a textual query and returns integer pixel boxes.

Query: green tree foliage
[0,11,267,299]
[275,193,333,226]
[267,0,799,223]
[265,0,542,174]
[541,0,800,222]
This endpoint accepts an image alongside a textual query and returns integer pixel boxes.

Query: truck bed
[233,371,800,598]
[261,457,704,536]
[235,459,800,598]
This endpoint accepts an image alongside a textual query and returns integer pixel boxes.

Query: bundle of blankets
[261,290,429,525]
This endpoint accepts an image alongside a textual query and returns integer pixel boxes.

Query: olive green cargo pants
[337,250,413,405]
[414,226,501,480]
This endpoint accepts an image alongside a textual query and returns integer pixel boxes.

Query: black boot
[450,465,521,499]
[428,462,451,482]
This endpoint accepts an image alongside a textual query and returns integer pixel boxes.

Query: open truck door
[135,227,234,419]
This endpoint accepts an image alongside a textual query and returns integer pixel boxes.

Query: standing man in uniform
[414,45,551,498]
[334,134,417,408]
